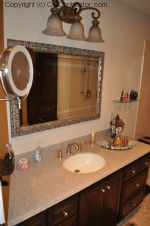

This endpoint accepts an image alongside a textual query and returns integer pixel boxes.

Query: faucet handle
[79,142,82,151]
[58,149,63,159]
[66,143,80,154]
[66,145,72,155]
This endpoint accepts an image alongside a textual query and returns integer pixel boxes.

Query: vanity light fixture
[42,0,104,42]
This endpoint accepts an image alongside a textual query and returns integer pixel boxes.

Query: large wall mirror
[8,39,104,137]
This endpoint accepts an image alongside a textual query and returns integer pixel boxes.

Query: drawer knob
[100,188,106,193]
[131,201,136,207]
[135,183,140,188]
[106,185,111,190]
[131,170,136,174]
[145,161,149,166]
[63,211,69,217]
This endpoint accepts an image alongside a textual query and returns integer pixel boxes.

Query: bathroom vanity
[8,141,150,226]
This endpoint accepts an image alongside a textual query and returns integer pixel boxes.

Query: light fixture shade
[67,21,86,41]
[87,23,104,43]
[42,14,66,36]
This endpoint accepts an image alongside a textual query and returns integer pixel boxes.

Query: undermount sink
[63,153,105,174]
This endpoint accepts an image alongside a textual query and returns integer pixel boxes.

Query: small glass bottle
[34,143,42,162]
[91,131,96,148]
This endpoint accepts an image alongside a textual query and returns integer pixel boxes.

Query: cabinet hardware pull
[131,202,136,207]
[63,211,69,217]
[135,183,140,187]
[100,188,105,193]
[145,161,149,166]
[131,170,136,174]
[106,185,111,190]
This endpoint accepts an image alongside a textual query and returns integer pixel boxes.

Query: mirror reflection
[8,39,104,137]
[21,53,99,126]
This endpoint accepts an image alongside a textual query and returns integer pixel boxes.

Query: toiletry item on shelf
[129,90,138,101]
[123,93,129,102]
[17,158,29,170]
[120,89,124,102]
[34,143,42,162]
[91,131,96,147]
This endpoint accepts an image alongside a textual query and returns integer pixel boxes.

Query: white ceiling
[122,0,150,15]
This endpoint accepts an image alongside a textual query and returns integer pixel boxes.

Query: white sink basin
[63,153,105,174]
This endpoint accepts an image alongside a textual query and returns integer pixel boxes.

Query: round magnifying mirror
[0,45,33,100]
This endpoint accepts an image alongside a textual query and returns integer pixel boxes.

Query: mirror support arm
[0,71,22,109]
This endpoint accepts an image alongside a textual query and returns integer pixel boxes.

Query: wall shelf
[113,99,138,103]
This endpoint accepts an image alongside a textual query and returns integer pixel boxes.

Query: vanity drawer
[119,188,145,219]
[123,154,150,181]
[121,169,148,203]
[54,215,77,226]
[16,211,47,226]
[48,195,78,226]
[139,155,150,171]
[123,162,138,181]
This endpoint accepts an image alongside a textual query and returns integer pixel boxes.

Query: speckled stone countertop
[8,141,150,226]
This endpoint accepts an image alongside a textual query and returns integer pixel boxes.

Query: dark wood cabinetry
[121,169,148,203]
[78,171,123,226]
[118,153,150,220]
[16,211,47,226]
[123,154,149,182]
[48,195,78,226]
[119,188,145,218]
[16,196,78,226]
[15,154,150,226]
[52,215,77,226]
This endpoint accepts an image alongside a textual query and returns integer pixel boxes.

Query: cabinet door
[16,211,47,226]
[55,215,77,226]
[101,172,123,226]
[78,171,123,226]
[79,182,103,226]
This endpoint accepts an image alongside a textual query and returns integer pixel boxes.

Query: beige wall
[135,41,150,138]
[135,40,150,185]
[0,0,9,159]
[0,1,10,224]
[3,0,150,154]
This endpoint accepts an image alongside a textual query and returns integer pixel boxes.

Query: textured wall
[3,0,150,154]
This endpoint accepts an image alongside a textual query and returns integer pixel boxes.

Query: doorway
[135,41,150,139]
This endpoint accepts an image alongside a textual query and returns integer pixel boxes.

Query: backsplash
[15,130,108,164]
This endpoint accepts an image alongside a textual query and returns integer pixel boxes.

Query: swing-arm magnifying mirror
[0,45,33,108]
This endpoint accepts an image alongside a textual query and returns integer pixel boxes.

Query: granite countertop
[8,141,150,226]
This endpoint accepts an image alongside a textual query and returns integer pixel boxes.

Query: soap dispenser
[34,143,42,163]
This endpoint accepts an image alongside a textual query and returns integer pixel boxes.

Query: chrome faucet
[66,143,81,155]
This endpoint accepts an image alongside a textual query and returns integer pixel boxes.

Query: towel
[0,180,5,225]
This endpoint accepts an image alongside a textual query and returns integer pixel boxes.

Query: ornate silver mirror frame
[8,39,104,137]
